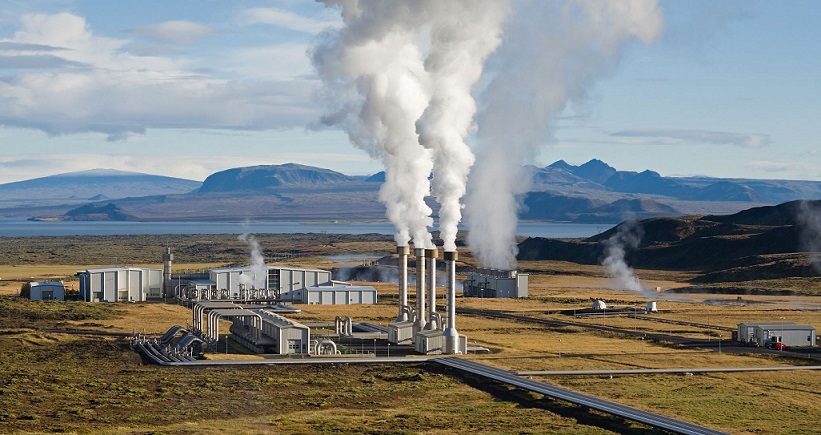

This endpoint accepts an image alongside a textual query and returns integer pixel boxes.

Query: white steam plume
[465,0,664,269]
[797,200,821,273]
[415,1,509,252]
[311,1,435,248]
[239,233,267,289]
[601,220,647,295]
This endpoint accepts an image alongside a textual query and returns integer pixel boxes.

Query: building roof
[257,310,309,329]
[30,281,64,287]
[209,265,329,274]
[306,285,376,291]
[80,266,162,273]
[739,322,816,331]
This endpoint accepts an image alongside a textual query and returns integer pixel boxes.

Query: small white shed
[29,281,66,301]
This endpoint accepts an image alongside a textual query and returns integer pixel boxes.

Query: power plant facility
[388,246,467,354]
[178,265,377,305]
[462,268,529,298]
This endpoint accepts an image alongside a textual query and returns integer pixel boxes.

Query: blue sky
[0,0,818,184]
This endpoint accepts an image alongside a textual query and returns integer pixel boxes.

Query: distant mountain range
[2,160,820,223]
[0,168,200,202]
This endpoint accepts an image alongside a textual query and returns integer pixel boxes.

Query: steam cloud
[238,233,267,289]
[797,200,821,273]
[601,220,648,296]
[465,0,664,269]
[312,0,663,267]
[311,0,508,251]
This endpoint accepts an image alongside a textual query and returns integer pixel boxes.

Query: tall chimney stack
[162,247,173,299]
[443,250,460,354]
[396,245,410,322]
[413,247,427,334]
[425,248,438,330]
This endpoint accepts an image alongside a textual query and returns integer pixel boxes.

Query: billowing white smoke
[312,1,508,251]
[465,0,664,269]
[238,233,267,289]
[601,220,647,295]
[312,1,436,248]
[797,200,821,273]
[415,1,509,252]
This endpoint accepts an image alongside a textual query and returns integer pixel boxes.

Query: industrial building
[737,322,817,347]
[191,301,310,355]
[29,281,66,301]
[462,268,529,298]
[77,267,163,302]
[231,310,311,354]
[172,265,377,305]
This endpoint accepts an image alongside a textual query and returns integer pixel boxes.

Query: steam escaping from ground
[239,233,267,289]
[797,200,821,273]
[601,220,647,296]
[416,1,509,252]
[465,0,664,269]
[311,1,436,248]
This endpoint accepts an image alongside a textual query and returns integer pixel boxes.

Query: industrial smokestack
[443,250,460,354]
[425,248,438,330]
[397,245,410,322]
[162,247,173,299]
[414,247,427,334]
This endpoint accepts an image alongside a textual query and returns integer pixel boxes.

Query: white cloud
[125,20,216,45]
[609,128,770,148]
[0,12,319,140]
[745,160,815,174]
[238,7,339,34]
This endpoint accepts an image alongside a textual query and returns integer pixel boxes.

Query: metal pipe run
[397,245,410,322]
[425,248,438,330]
[443,250,460,354]
[413,247,427,334]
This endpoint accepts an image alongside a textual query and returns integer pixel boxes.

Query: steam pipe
[413,247,427,334]
[444,250,460,354]
[397,245,410,322]
[425,248,438,330]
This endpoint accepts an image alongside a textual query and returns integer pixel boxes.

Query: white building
[231,310,311,354]
[78,267,163,302]
[737,322,816,347]
[463,269,529,298]
[29,281,65,301]
[303,285,377,305]
[208,265,376,305]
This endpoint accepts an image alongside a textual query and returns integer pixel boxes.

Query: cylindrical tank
[646,301,658,312]
[425,248,438,331]
[443,250,461,354]
[396,245,410,322]
[413,247,427,335]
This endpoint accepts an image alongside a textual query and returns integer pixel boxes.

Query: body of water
[0,219,612,239]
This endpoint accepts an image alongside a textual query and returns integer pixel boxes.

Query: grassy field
[1,234,820,433]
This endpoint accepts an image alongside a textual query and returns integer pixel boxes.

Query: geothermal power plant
[387,246,467,354]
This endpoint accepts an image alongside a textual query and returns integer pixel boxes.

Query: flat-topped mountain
[197,163,356,193]
[0,168,201,201]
